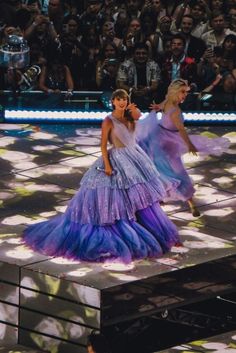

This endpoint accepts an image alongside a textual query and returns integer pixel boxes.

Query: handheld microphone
[96,167,117,175]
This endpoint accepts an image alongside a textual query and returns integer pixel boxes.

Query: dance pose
[137,79,230,217]
[23,89,180,263]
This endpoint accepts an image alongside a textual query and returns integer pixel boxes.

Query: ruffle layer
[23,202,179,263]
[67,177,170,225]
[81,145,166,189]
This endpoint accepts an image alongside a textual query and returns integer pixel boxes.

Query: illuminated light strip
[4,109,236,123]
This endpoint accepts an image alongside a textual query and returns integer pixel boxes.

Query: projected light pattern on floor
[0,122,236,353]
[0,123,235,265]
[158,330,236,353]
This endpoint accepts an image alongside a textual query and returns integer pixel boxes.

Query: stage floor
[158,329,236,352]
[0,122,236,353]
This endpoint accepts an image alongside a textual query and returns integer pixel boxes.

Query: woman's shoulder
[163,105,180,116]
[102,115,113,127]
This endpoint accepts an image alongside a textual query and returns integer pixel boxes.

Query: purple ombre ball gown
[23,114,180,263]
[137,109,230,202]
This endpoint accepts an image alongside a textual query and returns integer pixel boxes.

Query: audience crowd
[1,0,236,109]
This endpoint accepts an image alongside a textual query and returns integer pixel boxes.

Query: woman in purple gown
[137,79,230,217]
[23,89,180,263]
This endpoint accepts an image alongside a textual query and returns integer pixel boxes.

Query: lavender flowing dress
[23,115,180,263]
[137,110,230,201]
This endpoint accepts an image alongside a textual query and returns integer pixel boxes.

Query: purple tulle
[23,115,180,263]
[23,202,179,263]
[137,111,230,201]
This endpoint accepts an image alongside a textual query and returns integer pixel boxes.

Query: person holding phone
[96,42,120,89]
[117,42,160,109]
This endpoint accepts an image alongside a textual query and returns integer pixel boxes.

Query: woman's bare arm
[126,103,141,120]
[101,117,113,175]
[170,108,198,155]
[38,66,50,93]
[65,65,74,91]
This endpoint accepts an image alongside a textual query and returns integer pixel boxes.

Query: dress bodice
[109,114,136,148]
[160,108,183,131]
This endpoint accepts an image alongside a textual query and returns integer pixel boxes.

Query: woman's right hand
[105,165,113,176]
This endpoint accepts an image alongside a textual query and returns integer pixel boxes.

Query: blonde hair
[166,79,189,102]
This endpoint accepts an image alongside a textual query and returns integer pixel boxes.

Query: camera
[0,35,29,68]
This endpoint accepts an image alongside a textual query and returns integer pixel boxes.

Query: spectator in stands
[139,8,157,40]
[96,42,120,90]
[24,0,42,16]
[117,42,160,109]
[99,0,118,22]
[63,0,78,17]
[114,7,130,41]
[197,45,221,89]
[126,0,142,19]
[156,37,172,67]
[24,14,58,58]
[80,24,101,89]
[48,0,64,33]
[0,0,18,26]
[200,72,236,109]
[60,17,87,89]
[179,14,206,62]
[226,0,236,8]
[150,0,166,22]
[228,5,236,31]
[150,15,173,57]
[38,53,74,94]
[209,0,227,12]
[161,34,199,97]
[79,0,103,37]
[189,1,210,38]
[162,0,190,22]
[2,25,23,40]
[222,33,236,58]
[201,11,236,48]
[38,0,49,15]
[62,14,80,38]
[122,18,144,57]
[99,20,123,51]
[213,34,236,74]
[123,14,154,59]
[29,42,46,68]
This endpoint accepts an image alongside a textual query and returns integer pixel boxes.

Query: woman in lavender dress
[137,79,230,217]
[23,89,180,263]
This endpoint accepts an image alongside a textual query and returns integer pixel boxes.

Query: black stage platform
[0,123,236,353]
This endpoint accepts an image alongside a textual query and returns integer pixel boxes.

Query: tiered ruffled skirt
[23,144,180,263]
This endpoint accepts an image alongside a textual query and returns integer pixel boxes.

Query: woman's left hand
[126,103,141,120]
